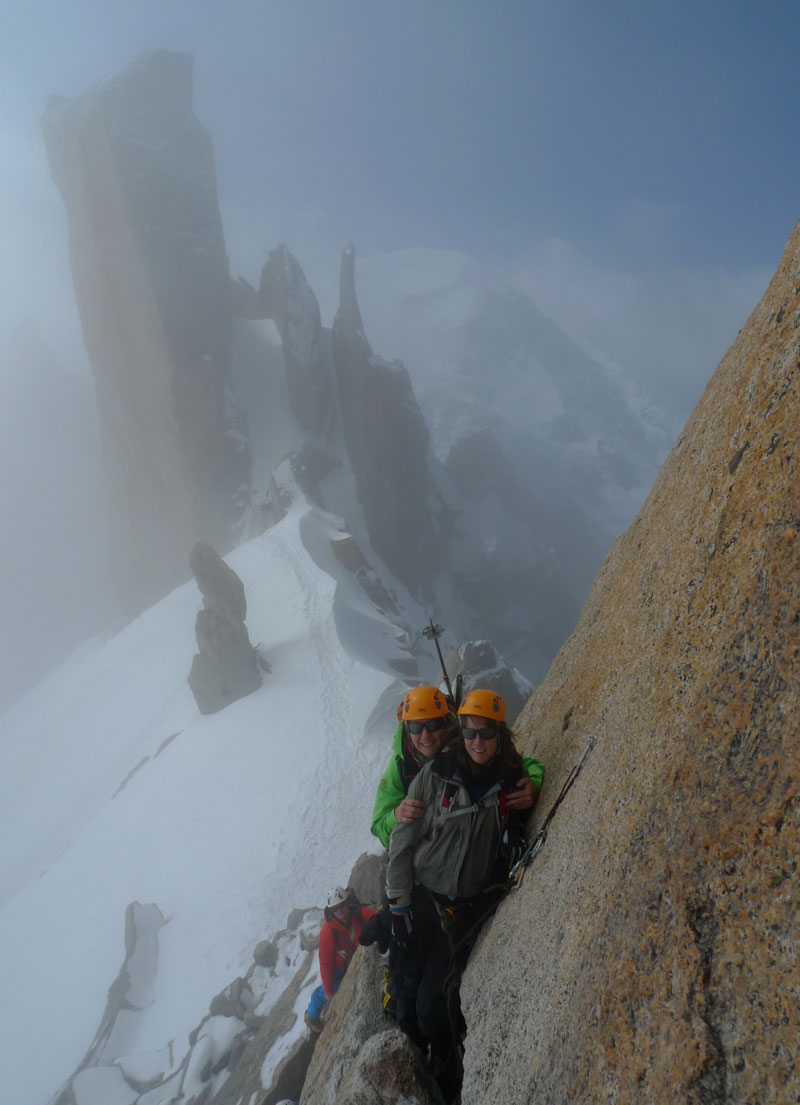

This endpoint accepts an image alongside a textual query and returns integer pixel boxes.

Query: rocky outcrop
[332,245,440,596]
[459,222,800,1102]
[345,851,388,912]
[444,638,533,726]
[187,542,264,714]
[308,1027,439,1105]
[41,50,249,617]
[299,947,438,1105]
[258,245,333,434]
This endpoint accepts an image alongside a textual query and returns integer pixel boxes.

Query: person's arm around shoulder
[505,754,545,811]
[370,752,406,849]
[370,723,426,846]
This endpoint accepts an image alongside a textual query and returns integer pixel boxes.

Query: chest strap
[439,780,501,818]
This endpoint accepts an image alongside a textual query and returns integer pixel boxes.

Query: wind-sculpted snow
[0,491,397,1105]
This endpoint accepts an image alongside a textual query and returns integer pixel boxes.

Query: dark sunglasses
[406,718,448,735]
[461,725,499,742]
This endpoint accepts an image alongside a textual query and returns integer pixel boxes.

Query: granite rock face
[332,245,440,596]
[459,222,800,1103]
[41,50,249,616]
[321,1029,440,1105]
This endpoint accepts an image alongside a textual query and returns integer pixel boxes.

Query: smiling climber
[385,689,539,1100]
[370,684,543,849]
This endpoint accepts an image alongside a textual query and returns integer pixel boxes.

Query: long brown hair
[451,720,524,781]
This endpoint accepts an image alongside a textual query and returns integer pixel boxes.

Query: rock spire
[41,50,249,616]
[331,244,440,595]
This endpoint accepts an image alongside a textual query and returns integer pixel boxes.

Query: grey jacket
[386,751,509,907]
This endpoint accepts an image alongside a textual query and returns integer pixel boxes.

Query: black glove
[359,912,380,947]
[389,904,413,950]
[359,906,392,955]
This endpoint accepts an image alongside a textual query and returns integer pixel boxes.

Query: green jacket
[370,723,544,849]
[386,750,522,905]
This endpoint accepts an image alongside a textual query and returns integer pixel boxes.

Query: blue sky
[1,0,798,409]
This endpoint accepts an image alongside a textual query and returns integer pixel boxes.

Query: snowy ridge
[0,492,396,1105]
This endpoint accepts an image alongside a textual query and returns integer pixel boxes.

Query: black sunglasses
[461,724,499,742]
[406,718,448,735]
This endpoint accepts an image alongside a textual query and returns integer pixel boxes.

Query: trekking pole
[421,618,456,705]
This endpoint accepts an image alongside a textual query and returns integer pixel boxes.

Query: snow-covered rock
[445,639,533,726]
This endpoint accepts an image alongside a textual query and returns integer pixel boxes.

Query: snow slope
[0,492,396,1105]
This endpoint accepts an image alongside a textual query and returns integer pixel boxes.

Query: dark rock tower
[42,51,249,615]
[331,244,439,594]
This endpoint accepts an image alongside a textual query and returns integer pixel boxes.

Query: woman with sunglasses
[384,689,539,1097]
[371,685,543,849]
[370,685,457,849]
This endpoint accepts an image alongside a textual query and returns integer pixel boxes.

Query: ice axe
[422,618,458,707]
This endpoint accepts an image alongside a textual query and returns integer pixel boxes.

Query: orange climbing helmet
[457,688,506,723]
[403,685,449,721]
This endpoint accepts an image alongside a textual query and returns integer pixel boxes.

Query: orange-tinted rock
[461,222,800,1103]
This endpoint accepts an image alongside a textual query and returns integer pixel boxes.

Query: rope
[509,731,597,888]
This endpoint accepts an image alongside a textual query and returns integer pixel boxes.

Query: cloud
[0,124,85,373]
[506,236,772,429]
[617,198,685,253]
